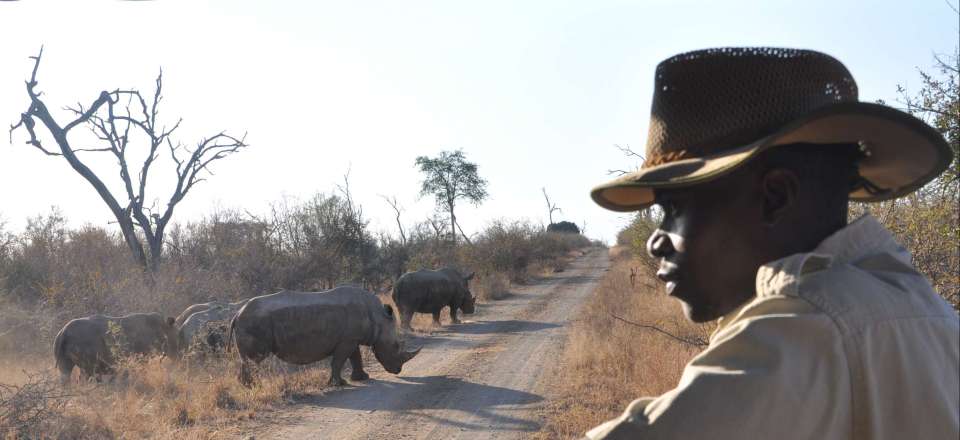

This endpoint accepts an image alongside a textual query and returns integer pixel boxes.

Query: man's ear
[760,168,800,226]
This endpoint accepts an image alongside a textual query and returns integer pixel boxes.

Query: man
[587,47,959,439]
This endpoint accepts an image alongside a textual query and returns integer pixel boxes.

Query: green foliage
[618,209,661,269]
[896,46,959,191]
[106,321,127,360]
[415,150,489,207]
[850,194,959,310]
[874,43,960,309]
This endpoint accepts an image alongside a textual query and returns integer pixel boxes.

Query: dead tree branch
[542,187,561,225]
[9,48,249,271]
[380,194,407,246]
[608,311,709,347]
[454,218,474,246]
[607,144,646,176]
[0,371,73,434]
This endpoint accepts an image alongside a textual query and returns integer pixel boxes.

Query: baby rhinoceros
[53,313,179,384]
[230,287,420,386]
[178,300,249,356]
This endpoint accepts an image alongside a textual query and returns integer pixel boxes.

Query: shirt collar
[810,214,910,267]
[715,214,907,333]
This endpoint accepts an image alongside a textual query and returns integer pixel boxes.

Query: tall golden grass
[1,353,336,439]
[534,250,710,439]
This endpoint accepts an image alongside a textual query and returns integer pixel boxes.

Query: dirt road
[263,249,609,440]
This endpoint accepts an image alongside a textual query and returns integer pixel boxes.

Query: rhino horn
[401,346,422,363]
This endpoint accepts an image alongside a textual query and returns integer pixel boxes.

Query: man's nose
[646,229,675,258]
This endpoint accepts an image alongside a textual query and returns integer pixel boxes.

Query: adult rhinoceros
[178,300,249,355]
[230,287,420,386]
[53,313,179,383]
[392,268,476,330]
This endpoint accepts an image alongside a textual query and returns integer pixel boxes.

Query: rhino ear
[383,304,395,319]
[166,317,175,327]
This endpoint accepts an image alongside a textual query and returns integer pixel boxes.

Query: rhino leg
[57,356,75,385]
[449,306,461,324]
[239,358,255,387]
[431,311,442,327]
[349,348,369,381]
[400,309,414,331]
[328,343,355,386]
[237,347,266,387]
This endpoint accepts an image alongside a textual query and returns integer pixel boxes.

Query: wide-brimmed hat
[591,47,954,212]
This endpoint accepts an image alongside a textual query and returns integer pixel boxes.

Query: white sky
[0,0,956,244]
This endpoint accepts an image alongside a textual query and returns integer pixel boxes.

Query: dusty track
[258,249,609,440]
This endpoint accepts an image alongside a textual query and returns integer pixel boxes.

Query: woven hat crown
[644,47,858,167]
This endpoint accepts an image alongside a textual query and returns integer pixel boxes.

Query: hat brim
[591,102,954,212]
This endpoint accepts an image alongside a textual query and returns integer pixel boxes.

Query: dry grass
[534,250,711,439]
[474,272,511,301]
[0,352,339,439]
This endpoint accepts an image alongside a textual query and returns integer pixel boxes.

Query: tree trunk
[449,200,457,245]
[116,214,148,269]
[147,234,163,272]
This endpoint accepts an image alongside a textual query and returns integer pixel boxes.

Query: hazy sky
[0,0,956,244]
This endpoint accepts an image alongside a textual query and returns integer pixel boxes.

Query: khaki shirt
[587,215,960,440]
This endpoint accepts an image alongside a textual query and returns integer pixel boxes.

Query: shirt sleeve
[585,296,852,440]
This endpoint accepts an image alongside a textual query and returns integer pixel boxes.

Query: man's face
[647,168,767,323]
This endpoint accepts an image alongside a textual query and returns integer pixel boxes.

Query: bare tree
[9,48,248,271]
[380,194,407,246]
[542,187,561,224]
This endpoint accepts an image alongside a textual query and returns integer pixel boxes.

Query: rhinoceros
[53,313,179,383]
[230,287,420,386]
[178,300,249,355]
[392,268,476,330]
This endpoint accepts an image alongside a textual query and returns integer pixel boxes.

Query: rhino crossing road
[262,249,610,440]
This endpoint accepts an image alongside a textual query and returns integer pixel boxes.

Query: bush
[0,371,70,438]
[547,221,581,234]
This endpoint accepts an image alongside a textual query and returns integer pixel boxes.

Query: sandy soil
[247,249,609,440]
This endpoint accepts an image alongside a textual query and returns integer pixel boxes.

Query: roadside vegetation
[534,242,709,439]
[0,197,591,438]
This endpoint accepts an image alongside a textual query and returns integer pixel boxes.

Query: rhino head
[162,317,182,359]
[461,272,476,315]
[373,304,421,374]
